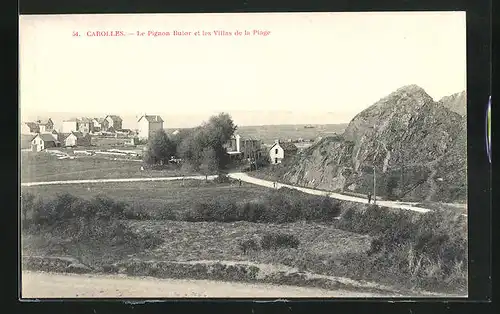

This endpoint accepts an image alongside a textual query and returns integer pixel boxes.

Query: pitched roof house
[63,131,92,147]
[105,115,123,130]
[31,133,59,152]
[34,118,54,132]
[268,140,298,164]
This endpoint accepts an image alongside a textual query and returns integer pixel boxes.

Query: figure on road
[367,192,372,204]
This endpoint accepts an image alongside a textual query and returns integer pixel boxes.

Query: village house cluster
[21,114,298,164]
[21,114,167,152]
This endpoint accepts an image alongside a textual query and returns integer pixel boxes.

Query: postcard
[19,12,467,298]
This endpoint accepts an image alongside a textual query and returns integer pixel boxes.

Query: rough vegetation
[335,205,467,293]
[277,85,467,202]
[21,192,163,269]
[21,189,466,294]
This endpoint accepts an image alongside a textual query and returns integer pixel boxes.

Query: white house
[137,114,164,140]
[269,140,298,164]
[30,133,59,152]
[64,131,92,147]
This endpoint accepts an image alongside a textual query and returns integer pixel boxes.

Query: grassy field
[22,179,269,217]
[20,151,193,182]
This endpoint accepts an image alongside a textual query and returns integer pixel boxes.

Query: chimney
[274,139,279,144]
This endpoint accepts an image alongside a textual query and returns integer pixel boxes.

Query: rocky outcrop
[282,85,467,203]
[438,91,466,116]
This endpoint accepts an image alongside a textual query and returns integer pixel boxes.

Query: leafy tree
[144,130,176,165]
[200,147,218,181]
[204,113,237,169]
[177,113,237,171]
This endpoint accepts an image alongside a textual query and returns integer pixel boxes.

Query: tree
[177,113,237,171]
[177,127,206,169]
[200,147,218,182]
[204,113,237,169]
[144,130,176,165]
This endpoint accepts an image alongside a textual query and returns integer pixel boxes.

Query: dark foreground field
[21,180,467,296]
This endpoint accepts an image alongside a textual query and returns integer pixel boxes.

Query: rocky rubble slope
[282,85,467,203]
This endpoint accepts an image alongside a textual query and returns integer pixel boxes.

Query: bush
[214,173,231,184]
[336,204,467,291]
[239,238,260,254]
[261,232,300,250]
[180,188,342,224]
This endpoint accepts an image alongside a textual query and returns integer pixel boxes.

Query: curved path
[21,172,466,216]
[228,173,436,213]
[21,271,384,298]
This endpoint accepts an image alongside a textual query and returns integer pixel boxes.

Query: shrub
[239,201,266,222]
[336,203,467,291]
[214,173,231,184]
[239,238,260,254]
[260,232,300,250]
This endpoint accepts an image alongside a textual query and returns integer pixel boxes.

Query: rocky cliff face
[282,85,467,203]
[438,91,466,116]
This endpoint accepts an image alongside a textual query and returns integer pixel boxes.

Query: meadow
[20,151,192,182]
[22,180,269,219]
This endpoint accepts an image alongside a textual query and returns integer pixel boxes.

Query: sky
[19,12,466,129]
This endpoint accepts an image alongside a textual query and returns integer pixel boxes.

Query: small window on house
[275,148,278,154]
[275,158,278,164]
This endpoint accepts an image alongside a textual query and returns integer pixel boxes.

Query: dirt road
[20,172,466,216]
[21,271,383,298]
[20,175,217,187]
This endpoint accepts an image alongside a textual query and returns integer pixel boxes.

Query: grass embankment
[20,151,196,182]
[22,179,270,219]
[21,184,467,295]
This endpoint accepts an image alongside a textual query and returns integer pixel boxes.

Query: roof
[36,118,52,125]
[270,141,298,152]
[106,115,123,122]
[138,115,164,123]
[33,133,58,143]
[97,118,106,123]
[78,117,93,123]
[58,133,71,141]
[63,118,79,122]
[70,131,85,138]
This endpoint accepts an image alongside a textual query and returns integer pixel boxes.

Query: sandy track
[20,172,467,216]
[21,271,383,298]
